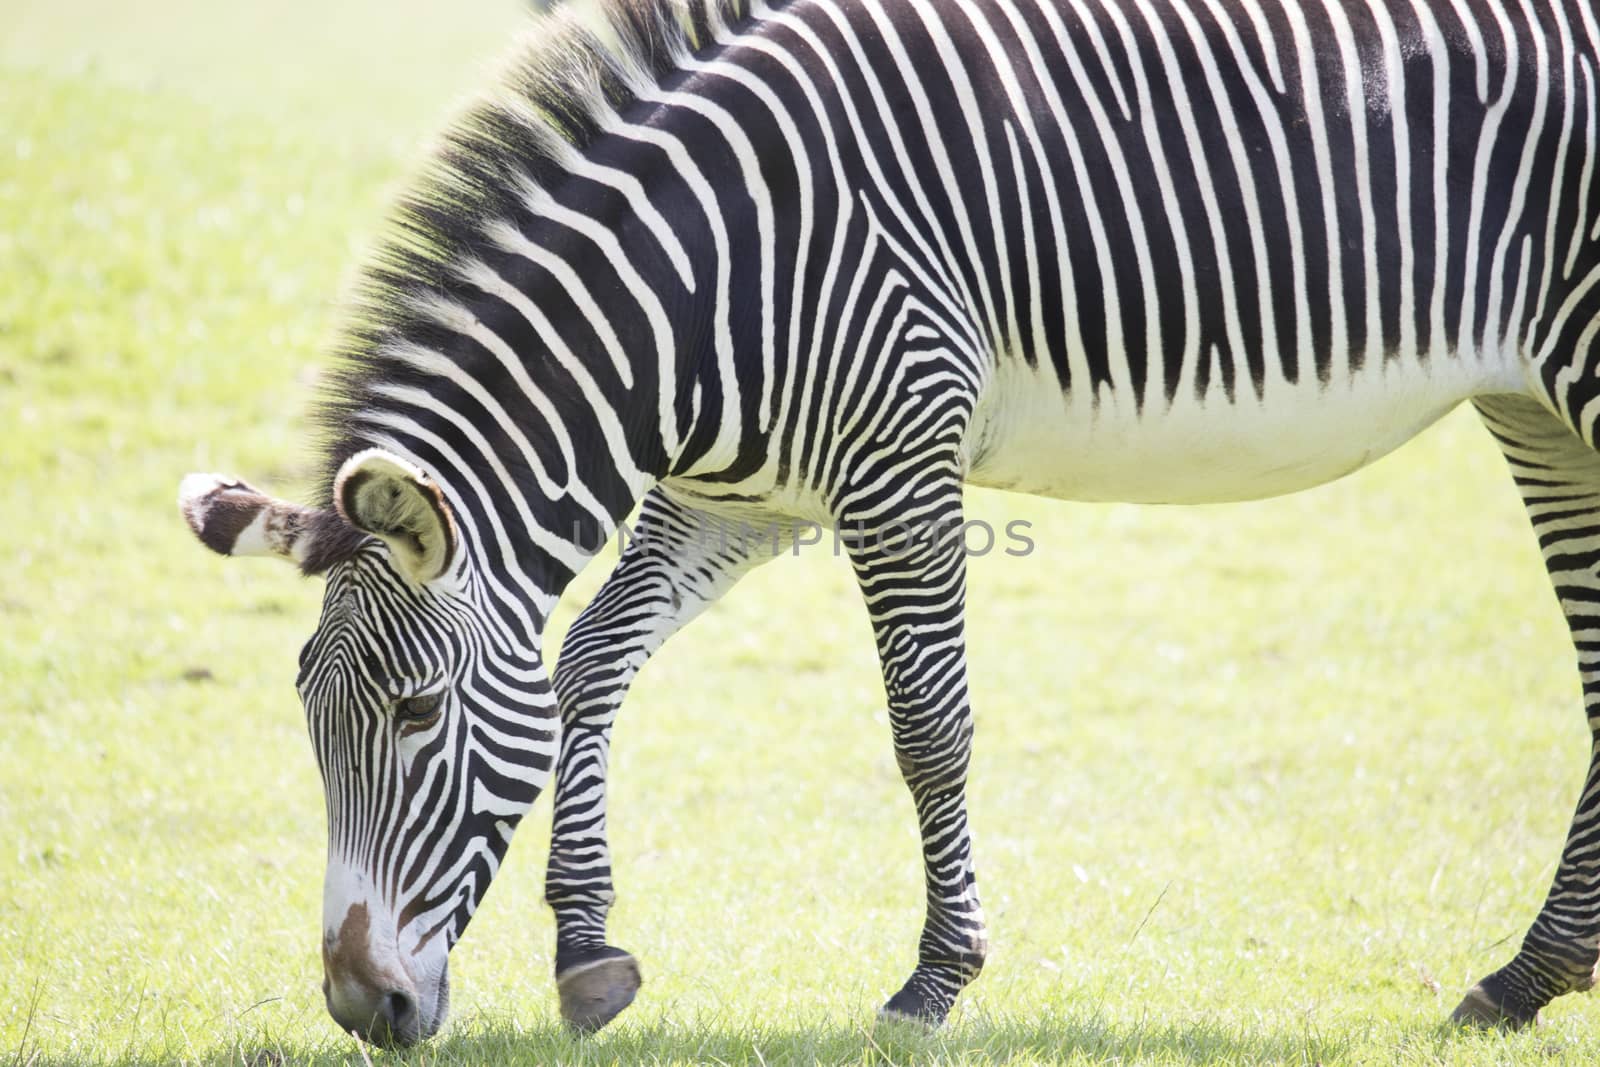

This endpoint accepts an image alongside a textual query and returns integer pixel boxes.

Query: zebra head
[177,448,551,1046]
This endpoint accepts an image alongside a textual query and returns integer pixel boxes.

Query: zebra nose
[362,986,420,1046]
[383,989,416,1030]
[324,974,423,1046]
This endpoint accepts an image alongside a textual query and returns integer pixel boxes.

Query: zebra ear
[178,473,320,566]
[333,449,459,583]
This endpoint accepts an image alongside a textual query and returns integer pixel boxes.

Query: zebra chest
[964,356,1521,505]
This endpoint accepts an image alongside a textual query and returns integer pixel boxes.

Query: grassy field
[5,2,1600,1063]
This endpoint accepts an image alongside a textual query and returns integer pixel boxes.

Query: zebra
[177,0,1600,1045]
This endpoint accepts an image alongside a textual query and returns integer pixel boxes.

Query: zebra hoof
[876,984,948,1028]
[1450,978,1538,1031]
[557,949,641,1034]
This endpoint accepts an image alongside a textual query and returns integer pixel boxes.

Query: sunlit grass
[5,2,1600,1063]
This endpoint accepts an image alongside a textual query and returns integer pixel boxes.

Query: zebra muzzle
[321,901,445,1046]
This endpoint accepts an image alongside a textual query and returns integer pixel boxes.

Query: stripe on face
[299,544,555,990]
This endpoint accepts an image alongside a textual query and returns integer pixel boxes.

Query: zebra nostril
[384,989,416,1027]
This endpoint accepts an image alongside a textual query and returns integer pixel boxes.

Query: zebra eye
[394,691,444,725]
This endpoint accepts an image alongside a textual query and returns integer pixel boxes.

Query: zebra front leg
[545,488,778,1032]
[1454,395,1600,1028]
[843,495,987,1026]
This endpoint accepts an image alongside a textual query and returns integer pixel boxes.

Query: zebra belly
[965,356,1524,505]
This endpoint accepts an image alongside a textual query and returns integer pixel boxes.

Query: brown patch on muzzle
[323,902,384,990]
[321,900,432,1046]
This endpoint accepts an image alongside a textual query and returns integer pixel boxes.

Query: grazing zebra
[178,0,1600,1045]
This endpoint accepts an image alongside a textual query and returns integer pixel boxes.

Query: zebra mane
[309,0,751,515]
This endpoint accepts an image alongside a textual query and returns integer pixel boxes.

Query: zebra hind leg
[545,488,780,1032]
[1455,394,1600,1028]
[840,482,987,1026]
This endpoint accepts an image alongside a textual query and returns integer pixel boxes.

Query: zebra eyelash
[394,689,446,726]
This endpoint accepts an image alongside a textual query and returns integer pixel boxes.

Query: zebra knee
[551,651,611,718]
[888,708,974,795]
[551,597,658,727]
[892,746,969,796]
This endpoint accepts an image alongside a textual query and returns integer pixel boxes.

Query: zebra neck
[377,162,748,625]
[319,1,810,631]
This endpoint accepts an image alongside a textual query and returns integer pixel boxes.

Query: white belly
[965,355,1526,504]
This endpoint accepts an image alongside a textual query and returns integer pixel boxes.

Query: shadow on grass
[412,1016,1346,1065]
[40,1000,1558,1067]
[75,1013,1521,1067]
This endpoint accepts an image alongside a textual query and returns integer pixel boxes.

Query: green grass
[3,2,1599,1063]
